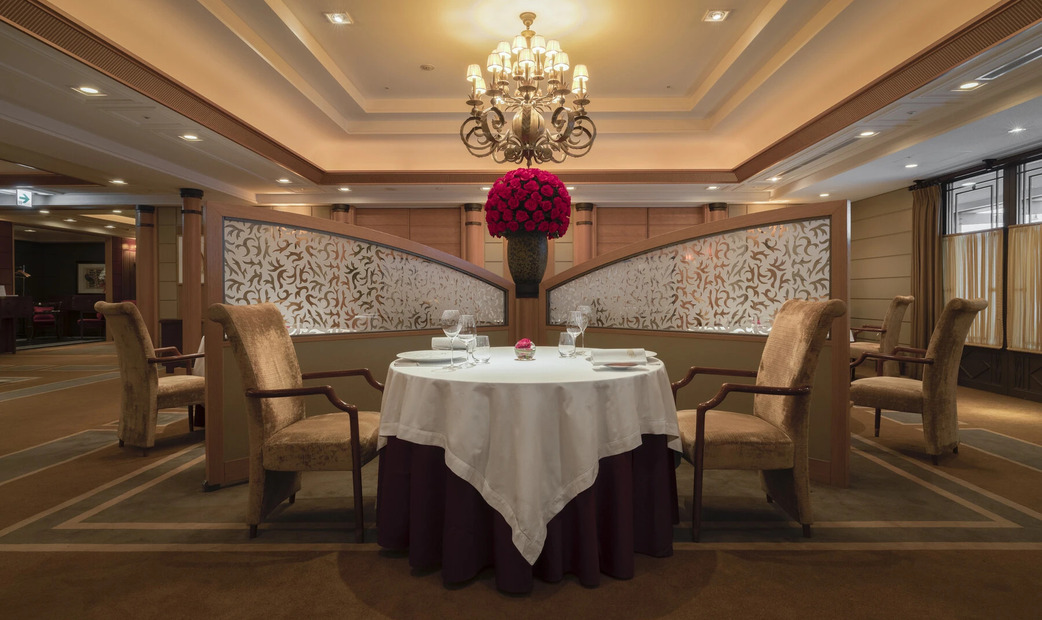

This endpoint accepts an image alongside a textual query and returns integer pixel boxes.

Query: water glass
[473,335,492,364]
[440,309,461,369]
[558,332,576,357]
[458,314,477,365]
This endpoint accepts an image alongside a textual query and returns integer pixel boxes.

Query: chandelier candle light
[461,12,596,166]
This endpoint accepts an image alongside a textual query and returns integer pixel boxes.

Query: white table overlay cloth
[379,347,680,564]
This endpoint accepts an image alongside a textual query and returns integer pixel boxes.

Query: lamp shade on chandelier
[461,12,596,167]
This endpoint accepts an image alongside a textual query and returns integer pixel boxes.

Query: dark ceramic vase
[506,231,548,298]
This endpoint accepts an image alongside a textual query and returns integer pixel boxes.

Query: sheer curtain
[1008,223,1042,353]
[911,185,942,349]
[941,230,1003,347]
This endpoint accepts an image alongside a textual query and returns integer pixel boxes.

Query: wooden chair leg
[803,524,811,538]
[874,408,881,437]
[288,493,295,505]
[766,493,773,503]
[187,406,195,433]
[141,448,148,457]
[953,446,959,454]
[352,466,365,543]
[249,524,258,539]
[931,454,939,465]
[118,439,124,448]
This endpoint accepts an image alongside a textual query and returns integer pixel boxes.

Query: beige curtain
[1008,223,1042,353]
[911,185,942,349]
[941,230,1003,348]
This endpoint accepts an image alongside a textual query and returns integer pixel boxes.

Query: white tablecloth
[379,347,680,564]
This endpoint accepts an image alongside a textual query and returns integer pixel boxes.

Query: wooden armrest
[147,352,204,366]
[302,368,384,392]
[696,383,810,414]
[245,385,358,416]
[671,366,757,400]
[850,351,934,370]
[893,346,927,357]
[850,325,884,335]
[153,346,183,357]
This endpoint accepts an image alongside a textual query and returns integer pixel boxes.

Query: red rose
[508,221,519,231]
[524,220,537,231]
[532,210,545,221]
[540,185,554,197]
[538,221,549,231]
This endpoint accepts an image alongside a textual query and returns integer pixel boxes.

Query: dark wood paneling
[960,346,1042,404]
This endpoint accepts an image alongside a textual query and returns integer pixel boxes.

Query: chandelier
[460,12,596,167]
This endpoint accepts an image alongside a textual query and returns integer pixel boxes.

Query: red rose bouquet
[484,168,571,239]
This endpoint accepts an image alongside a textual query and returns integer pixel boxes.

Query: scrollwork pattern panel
[549,219,831,333]
[223,219,506,335]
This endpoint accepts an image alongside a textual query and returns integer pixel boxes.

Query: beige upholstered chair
[672,298,847,541]
[849,295,914,379]
[849,297,987,463]
[208,302,382,542]
[95,301,205,456]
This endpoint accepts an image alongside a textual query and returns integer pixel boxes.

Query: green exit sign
[16,189,32,207]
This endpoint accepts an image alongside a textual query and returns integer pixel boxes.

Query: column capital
[135,205,155,214]
[331,204,351,212]
[708,202,728,212]
[179,188,204,199]
[463,203,484,212]
[574,202,595,212]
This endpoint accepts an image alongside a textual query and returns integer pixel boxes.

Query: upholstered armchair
[31,303,59,341]
[95,301,205,455]
[208,302,383,542]
[849,295,914,379]
[672,298,847,541]
[849,297,987,463]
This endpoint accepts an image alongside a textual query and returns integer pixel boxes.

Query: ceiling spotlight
[707,186,719,190]
[958,81,980,90]
[566,186,575,190]
[104,225,116,229]
[858,131,878,137]
[481,186,492,191]
[819,193,830,197]
[24,229,36,233]
[768,176,782,182]
[110,179,127,185]
[325,12,352,25]
[905,163,919,168]
[1009,127,1026,134]
[112,209,122,213]
[63,218,76,222]
[276,178,292,184]
[73,86,105,96]
[338,186,351,192]
[39,210,50,214]
[703,10,730,22]
[180,134,202,141]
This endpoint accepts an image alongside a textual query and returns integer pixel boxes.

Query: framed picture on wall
[77,262,106,294]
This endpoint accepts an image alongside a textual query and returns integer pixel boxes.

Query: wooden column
[180,188,203,355]
[573,202,594,264]
[463,203,485,267]
[707,202,728,222]
[135,205,158,346]
[331,204,354,225]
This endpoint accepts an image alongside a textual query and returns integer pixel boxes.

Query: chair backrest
[94,300,158,395]
[33,306,56,322]
[208,303,305,439]
[922,298,988,405]
[755,298,847,434]
[879,295,914,355]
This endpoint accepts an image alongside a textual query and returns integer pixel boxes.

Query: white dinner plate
[396,350,456,363]
[602,361,643,369]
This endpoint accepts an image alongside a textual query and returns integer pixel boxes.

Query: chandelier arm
[546,106,577,144]
[460,117,496,157]
[479,107,508,144]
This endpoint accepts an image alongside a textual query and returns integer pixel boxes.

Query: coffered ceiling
[1,0,1042,241]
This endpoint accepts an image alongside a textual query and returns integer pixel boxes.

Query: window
[946,169,1003,233]
[1017,157,1042,224]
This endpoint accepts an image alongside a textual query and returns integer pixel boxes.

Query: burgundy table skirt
[376,434,678,593]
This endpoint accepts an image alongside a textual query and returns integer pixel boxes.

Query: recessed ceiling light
[63,218,76,222]
[104,225,116,229]
[566,186,575,191]
[1009,127,1026,134]
[905,163,919,168]
[338,186,351,192]
[703,10,730,22]
[72,86,105,96]
[276,178,292,184]
[112,209,122,213]
[819,193,830,197]
[24,229,36,233]
[707,186,719,190]
[325,12,352,25]
[858,131,878,137]
[110,179,127,185]
[481,186,491,191]
[38,210,50,214]
[958,81,981,90]
[768,176,782,182]
[180,134,202,141]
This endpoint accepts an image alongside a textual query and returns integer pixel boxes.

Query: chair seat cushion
[157,374,205,409]
[677,409,794,470]
[263,411,380,472]
[848,340,879,360]
[850,376,923,413]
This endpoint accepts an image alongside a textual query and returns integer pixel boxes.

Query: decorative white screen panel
[549,218,831,333]
[223,219,507,335]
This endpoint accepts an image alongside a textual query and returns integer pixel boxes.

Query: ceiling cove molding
[0,0,324,182]
[1,0,1038,188]
[319,170,739,186]
[734,0,1042,181]
[0,172,97,187]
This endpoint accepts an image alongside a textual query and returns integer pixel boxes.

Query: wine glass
[558,332,576,357]
[458,315,477,366]
[577,305,592,351]
[567,311,582,352]
[440,309,462,369]
[473,335,492,364]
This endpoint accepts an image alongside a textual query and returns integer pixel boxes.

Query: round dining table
[376,346,680,593]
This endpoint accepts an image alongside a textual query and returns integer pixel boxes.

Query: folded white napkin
[431,337,468,350]
[591,348,647,365]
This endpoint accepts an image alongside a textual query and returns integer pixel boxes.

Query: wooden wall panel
[596,207,648,255]
[410,208,461,258]
[355,208,410,239]
[647,207,706,239]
